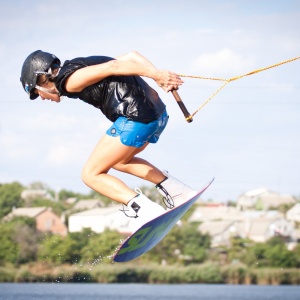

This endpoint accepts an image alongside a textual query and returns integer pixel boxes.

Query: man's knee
[81,165,94,186]
[81,164,109,186]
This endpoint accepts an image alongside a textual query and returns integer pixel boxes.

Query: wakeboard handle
[171,90,193,123]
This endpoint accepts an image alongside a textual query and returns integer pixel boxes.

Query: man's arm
[65,51,183,93]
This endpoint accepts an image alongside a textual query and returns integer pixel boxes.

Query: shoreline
[1,263,299,285]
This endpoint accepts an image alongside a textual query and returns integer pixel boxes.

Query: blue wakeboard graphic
[113,178,214,262]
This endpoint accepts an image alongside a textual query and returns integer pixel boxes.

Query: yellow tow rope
[179,56,300,119]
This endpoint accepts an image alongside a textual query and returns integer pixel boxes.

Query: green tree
[180,223,210,264]
[293,243,300,267]
[0,216,38,265]
[0,182,24,218]
[69,228,95,251]
[88,190,118,206]
[37,229,121,265]
[38,234,80,264]
[80,229,123,264]
[59,189,84,202]
[0,223,18,265]
[243,237,298,268]
[13,223,39,264]
[143,223,210,265]
[226,237,254,264]
[59,188,113,206]
[264,237,298,268]
[28,182,49,190]
[243,242,268,267]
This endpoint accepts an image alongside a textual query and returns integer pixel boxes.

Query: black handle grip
[171,90,193,123]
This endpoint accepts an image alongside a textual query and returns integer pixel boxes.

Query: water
[0,283,299,300]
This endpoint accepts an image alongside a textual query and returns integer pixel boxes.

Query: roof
[248,218,270,236]
[260,193,295,208]
[70,206,121,217]
[189,206,243,222]
[68,205,135,234]
[248,216,292,238]
[72,199,103,211]
[2,207,48,222]
[199,220,235,236]
[287,203,300,216]
[238,188,296,209]
[244,188,268,197]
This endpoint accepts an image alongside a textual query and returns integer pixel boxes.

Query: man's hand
[153,70,184,92]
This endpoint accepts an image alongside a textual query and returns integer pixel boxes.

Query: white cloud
[0,131,34,160]
[24,113,78,132]
[192,48,255,76]
[45,143,85,166]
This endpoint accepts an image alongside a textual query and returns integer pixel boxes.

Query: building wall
[69,215,108,233]
[36,210,67,236]
[68,209,135,234]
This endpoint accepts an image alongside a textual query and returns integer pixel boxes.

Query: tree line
[0,181,300,270]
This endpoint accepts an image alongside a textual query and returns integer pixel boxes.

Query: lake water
[0,283,299,300]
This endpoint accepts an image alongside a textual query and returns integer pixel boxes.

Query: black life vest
[55,56,165,123]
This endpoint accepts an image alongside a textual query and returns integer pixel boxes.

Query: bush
[149,267,183,283]
[0,269,15,282]
[148,263,223,284]
[221,264,247,284]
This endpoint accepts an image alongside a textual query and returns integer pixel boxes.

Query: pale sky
[0,0,299,202]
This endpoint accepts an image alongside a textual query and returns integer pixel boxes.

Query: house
[61,199,105,224]
[247,217,294,243]
[198,220,242,247]
[189,203,285,224]
[237,188,296,211]
[294,229,300,243]
[286,228,300,250]
[198,215,295,247]
[68,206,135,234]
[189,205,244,222]
[2,207,67,236]
[286,203,300,223]
[72,199,104,211]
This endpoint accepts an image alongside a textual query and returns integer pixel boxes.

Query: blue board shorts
[106,110,169,148]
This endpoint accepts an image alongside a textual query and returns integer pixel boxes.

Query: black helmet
[20,50,61,100]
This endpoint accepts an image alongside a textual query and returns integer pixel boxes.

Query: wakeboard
[113,178,214,262]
